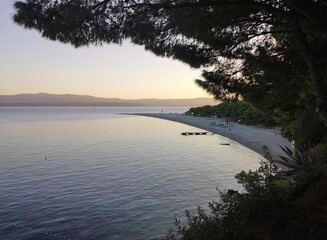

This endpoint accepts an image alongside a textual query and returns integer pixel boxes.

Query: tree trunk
[292,21,327,128]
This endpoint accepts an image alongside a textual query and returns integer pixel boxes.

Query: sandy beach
[132,113,291,161]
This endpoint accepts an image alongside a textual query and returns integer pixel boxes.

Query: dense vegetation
[187,101,327,150]
[13,0,327,128]
[164,146,327,240]
[13,0,327,148]
[186,101,278,126]
[182,100,327,239]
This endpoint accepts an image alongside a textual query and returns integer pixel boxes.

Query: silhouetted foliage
[164,153,293,240]
[13,0,327,127]
[164,145,327,240]
[11,3,327,238]
[186,101,279,125]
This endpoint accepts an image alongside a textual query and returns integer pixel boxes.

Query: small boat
[219,143,230,145]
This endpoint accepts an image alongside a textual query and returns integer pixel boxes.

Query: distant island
[0,93,218,107]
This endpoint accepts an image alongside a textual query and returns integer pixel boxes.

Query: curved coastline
[129,113,291,161]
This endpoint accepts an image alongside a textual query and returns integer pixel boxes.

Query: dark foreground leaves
[164,146,327,240]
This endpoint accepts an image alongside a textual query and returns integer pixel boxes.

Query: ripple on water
[0,107,262,240]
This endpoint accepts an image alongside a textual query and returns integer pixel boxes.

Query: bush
[164,150,294,240]
[164,145,327,240]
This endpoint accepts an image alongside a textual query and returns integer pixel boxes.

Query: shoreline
[129,113,291,161]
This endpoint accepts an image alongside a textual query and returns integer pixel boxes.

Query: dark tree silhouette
[13,0,327,127]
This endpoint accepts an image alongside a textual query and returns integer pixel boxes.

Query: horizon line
[0,92,216,100]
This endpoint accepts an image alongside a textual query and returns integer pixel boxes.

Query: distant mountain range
[0,93,218,107]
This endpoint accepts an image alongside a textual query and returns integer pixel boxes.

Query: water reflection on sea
[0,107,262,240]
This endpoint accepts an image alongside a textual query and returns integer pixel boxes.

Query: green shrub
[164,145,327,240]
[164,149,294,240]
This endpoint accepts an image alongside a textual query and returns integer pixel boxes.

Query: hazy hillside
[0,93,218,107]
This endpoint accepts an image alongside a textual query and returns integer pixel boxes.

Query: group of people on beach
[211,119,234,129]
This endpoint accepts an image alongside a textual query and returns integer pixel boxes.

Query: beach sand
[131,113,291,161]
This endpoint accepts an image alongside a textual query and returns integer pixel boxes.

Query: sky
[0,1,210,99]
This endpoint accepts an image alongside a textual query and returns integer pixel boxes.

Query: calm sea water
[0,107,262,240]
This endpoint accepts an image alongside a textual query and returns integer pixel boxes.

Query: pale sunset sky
[0,0,210,99]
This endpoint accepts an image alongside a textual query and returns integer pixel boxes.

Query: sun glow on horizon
[0,1,210,100]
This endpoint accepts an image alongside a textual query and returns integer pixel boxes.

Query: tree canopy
[13,0,327,127]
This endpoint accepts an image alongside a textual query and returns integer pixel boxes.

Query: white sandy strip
[131,113,291,161]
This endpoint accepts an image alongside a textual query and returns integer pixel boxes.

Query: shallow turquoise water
[0,107,262,239]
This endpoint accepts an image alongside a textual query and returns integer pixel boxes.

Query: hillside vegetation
[186,101,278,126]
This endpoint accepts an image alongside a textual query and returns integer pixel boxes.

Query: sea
[0,107,262,240]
